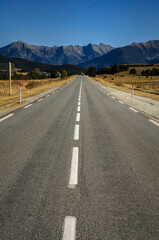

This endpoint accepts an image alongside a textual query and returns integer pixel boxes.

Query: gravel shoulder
[92,79,159,122]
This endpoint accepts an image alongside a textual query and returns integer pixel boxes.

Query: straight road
[0,75,159,239]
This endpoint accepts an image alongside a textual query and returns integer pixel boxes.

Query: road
[0,75,159,239]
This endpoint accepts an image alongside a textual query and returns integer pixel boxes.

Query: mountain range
[0,40,159,69]
[79,40,159,68]
[0,41,113,66]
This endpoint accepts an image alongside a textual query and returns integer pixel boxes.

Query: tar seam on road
[62,216,77,240]
[23,104,33,109]
[0,113,14,122]
[149,119,159,127]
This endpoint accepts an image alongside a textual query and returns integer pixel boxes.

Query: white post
[20,83,21,104]
[9,62,12,95]
[131,84,134,104]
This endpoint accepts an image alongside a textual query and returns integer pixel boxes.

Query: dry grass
[0,76,75,107]
[92,68,159,101]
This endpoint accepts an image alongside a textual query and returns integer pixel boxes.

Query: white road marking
[107,93,110,95]
[77,106,80,112]
[46,95,50,97]
[74,124,79,140]
[24,104,33,109]
[111,96,115,99]
[129,107,138,113]
[76,113,80,122]
[62,216,77,240]
[78,102,81,106]
[0,113,14,122]
[38,98,43,101]
[69,147,79,187]
[119,101,124,104]
[149,119,159,127]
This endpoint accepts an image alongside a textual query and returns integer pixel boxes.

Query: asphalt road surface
[0,76,159,240]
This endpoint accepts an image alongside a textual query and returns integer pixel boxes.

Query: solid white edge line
[149,119,159,127]
[38,98,43,101]
[76,113,80,122]
[74,124,79,140]
[0,113,14,122]
[77,106,80,112]
[129,107,138,113]
[69,147,79,187]
[62,216,77,240]
[118,101,124,104]
[23,104,33,109]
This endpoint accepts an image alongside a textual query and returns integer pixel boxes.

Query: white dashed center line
[78,102,81,106]
[129,107,138,113]
[76,113,80,122]
[118,100,124,104]
[77,106,80,112]
[74,124,79,140]
[62,216,77,240]
[46,95,50,97]
[69,147,79,187]
[111,96,115,99]
[0,113,14,123]
[23,104,33,109]
[38,98,43,102]
[149,119,159,127]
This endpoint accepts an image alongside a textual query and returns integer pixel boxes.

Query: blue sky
[0,0,159,48]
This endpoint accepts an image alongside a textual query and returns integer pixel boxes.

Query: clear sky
[0,0,159,48]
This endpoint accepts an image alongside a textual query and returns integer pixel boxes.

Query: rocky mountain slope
[80,40,159,68]
[0,41,114,65]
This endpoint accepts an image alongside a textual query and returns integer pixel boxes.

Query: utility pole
[9,62,12,95]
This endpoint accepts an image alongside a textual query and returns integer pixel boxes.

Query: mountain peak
[15,40,28,45]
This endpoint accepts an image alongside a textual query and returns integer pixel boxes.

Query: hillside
[0,41,114,65]
[0,54,86,74]
[80,40,159,68]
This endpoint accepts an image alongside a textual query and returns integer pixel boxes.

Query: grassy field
[0,76,75,108]
[93,66,159,101]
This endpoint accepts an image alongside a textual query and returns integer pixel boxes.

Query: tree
[51,69,58,78]
[129,68,137,75]
[111,64,120,74]
[34,68,41,74]
[87,66,96,77]
[61,70,68,79]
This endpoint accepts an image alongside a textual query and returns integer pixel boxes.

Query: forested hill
[0,54,86,74]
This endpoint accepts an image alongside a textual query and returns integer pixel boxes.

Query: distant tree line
[0,68,69,80]
[86,65,129,77]
[141,68,159,76]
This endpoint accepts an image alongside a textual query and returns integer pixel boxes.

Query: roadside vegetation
[0,74,75,108]
[87,64,159,101]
